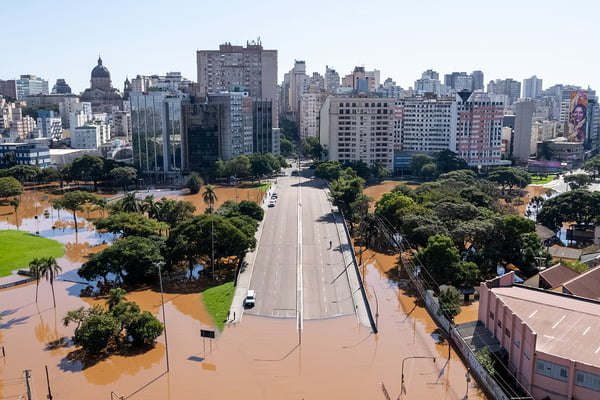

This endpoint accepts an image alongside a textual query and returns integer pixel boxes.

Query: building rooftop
[548,245,582,260]
[562,266,600,300]
[493,285,600,367]
[538,263,580,289]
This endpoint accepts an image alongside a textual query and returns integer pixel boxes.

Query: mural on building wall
[568,90,588,142]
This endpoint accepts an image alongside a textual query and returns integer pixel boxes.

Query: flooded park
[1,184,486,399]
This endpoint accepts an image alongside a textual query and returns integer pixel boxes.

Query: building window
[505,328,510,338]
[536,360,568,382]
[576,370,600,391]
[489,311,494,320]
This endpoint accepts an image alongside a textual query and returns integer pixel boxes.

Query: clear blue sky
[3,0,598,94]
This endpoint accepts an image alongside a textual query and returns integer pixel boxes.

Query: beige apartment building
[196,41,278,127]
[299,91,328,140]
[320,96,394,170]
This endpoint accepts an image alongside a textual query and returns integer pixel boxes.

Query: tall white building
[287,60,309,120]
[320,96,395,170]
[208,92,254,159]
[71,123,110,149]
[397,95,457,153]
[196,41,278,127]
[299,91,328,140]
[523,76,543,99]
[36,114,62,139]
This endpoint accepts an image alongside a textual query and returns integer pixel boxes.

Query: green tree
[213,159,227,179]
[438,285,461,321]
[94,212,168,237]
[0,176,23,200]
[420,163,438,181]
[279,137,294,157]
[185,172,203,194]
[487,167,530,194]
[203,184,218,213]
[238,200,264,221]
[302,136,323,160]
[71,155,105,191]
[375,192,417,230]
[433,150,468,173]
[225,155,251,179]
[6,165,41,183]
[128,311,164,346]
[439,169,477,185]
[329,169,365,220]
[371,162,389,184]
[314,161,342,181]
[582,156,600,179]
[410,154,433,177]
[106,288,128,311]
[343,160,371,180]
[74,312,120,354]
[475,347,496,376]
[51,191,103,233]
[153,198,196,228]
[416,234,460,284]
[38,257,62,308]
[250,154,274,179]
[538,190,600,231]
[109,166,137,191]
[117,192,142,213]
[564,173,592,190]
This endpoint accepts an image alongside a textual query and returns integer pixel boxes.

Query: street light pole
[156,262,170,372]
[399,356,436,398]
[463,369,471,400]
[366,284,379,329]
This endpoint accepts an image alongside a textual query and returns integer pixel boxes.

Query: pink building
[456,92,507,167]
[479,273,600,400]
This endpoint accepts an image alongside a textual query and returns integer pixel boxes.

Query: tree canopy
[538,190,600,231]
[0,176,23,199]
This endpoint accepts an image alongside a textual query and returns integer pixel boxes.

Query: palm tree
[28,258,44,302]
[120,192,142,213]
[106,288,127,311]
[9,196,20,230]
[202,185,218,213]
[142,195,160,219]
[39,257,62,308]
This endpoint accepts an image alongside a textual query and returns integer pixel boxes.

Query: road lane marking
[297,174,303,332]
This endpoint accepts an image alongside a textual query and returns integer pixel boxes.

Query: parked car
[268,200,276,207]
[244,290,256,308]
[271,192,278,199]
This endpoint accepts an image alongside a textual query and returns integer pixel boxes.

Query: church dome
[91,56,110,79]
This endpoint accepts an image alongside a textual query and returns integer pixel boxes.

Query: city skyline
[3,0,598,94]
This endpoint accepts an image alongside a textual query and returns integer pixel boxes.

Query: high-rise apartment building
[196,41,278,127]
[397,95,457,153]
[252,99,276,155]
[320,96,395,170]
[286,60,309,121]
[299,91,328,140]
[208,92,254,160]
[324,66,340,92]
[52,79,72,94]
[0,80,17,99]
[183,100,221,174]
[487,78,522,105]
[342,67,380,93]
[513,100,535,162]
[414,70,442,95]
[16,75,49,99]
[455,92,505,167]
[471,71,484,91]
[36,110,62,139]
[523,76,543,99]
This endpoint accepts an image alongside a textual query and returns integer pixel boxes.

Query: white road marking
[552,315,565,329]
[583,326,591,335]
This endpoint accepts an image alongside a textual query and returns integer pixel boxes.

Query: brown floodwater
[1,186,487,399]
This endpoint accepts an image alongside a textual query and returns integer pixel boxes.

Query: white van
[244,290,256,308]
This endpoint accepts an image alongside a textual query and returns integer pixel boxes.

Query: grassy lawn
[201,281,235,330]
[239,182,271,192]
[0,230,64,277]
[530,175,556,185]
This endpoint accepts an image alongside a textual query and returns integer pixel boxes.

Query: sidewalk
[228,182,272,323]
[326,190,371,329]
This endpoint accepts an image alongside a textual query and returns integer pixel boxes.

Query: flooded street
[1,187,486,399]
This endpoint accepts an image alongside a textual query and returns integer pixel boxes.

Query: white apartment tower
[196,40,278,127]
[324,66,340,92]
[299,91,328,140]
[287,60,309,120]
[320,96,395,170]
[398,96,457,153]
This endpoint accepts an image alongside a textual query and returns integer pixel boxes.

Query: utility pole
[24,369,32,400]
[45,365,53,399]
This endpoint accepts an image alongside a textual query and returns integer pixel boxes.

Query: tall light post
[399,356,436,398]
[156,261,170,372]
[462,369,471,400]
[366,284,379,329]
